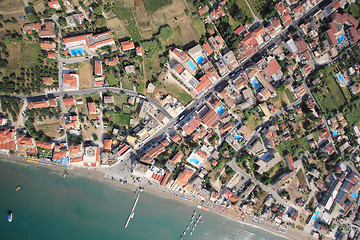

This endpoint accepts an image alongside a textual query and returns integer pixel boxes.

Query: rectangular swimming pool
[251,78,262,91]
[337,73,345,83]
[189,158,199,165]
[187,60,196,70]
[70,48,85,55]
[196,56,205,64]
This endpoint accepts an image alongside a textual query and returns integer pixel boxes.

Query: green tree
[158,25,173,41]
[96,16,106,28]
[141,39,163,58]
[93,5,103,16]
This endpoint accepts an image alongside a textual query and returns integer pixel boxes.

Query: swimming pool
[217,105,224,114]
[189,158,199,165]
[312,210,319,221]
[70,48,85,55]
[333,131,338,137]
[337,73,345,83]
[337,33,344,44]
[251,78,262,91]
[264,154,271,160]
[187,60,196,70]
[234,134,241,141]
[352,193,358,201]
[196,56,205,64]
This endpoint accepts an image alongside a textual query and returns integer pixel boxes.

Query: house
[66,13,84,27]
[47,52,57,59]
[22,22,40,34]
[105,57,119,66]
[223,189,239,203]
[88,102,97,114]
[276,3,292,26]
[83,146,100,167]
[103,96,114,104]
[48,0,61,9]
[28,99,57,109]
[42,77,53,85]
[39,40,56,50]
[202,42,213,56]
[285,155,294,171]
[170,151,184,164]
[350,82,360,94]
[219,122,233,135]
[52,148,69,166]
[121,41,135,51]
[138,101,155,118]
[175,167,194,186]
[136,46,143,56]
[63,98,75,106]
[0,118,7,126]
[194,75,213,95]
[63,73,79,90]
[234,25,246,35]
[0,129,16,154]
[125,65,136,75]
[94,60,103,75]
[103,139,111,152]
[263,59,283,81]
[36,141,54,150]
[65,115,79,130]
[63,31,115,55]
[38,21,56,38]
[210,5,225,20]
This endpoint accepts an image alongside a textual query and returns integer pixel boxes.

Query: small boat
[130,212,134,218]
[186,225,189,230]
[8,211,12,222]
[190,219,193,224]
[63,170,67,178]
[183,231,186,235]
[195,223,197,227]
[190,231,193,236]
[15,186,20,191]
[192,226,195,231]
[200,220,203,223]
[199,215,202,219]
[181,236,183,240]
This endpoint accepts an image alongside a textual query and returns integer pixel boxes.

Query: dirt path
[15,99,27,129]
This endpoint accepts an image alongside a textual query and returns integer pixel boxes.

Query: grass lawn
[269,84,293,109]
[108,112,130,126]
[122,77,133,90]
[341,86,352,102]
[0,0,24,12]
[106,72,118,86]
[78,62,94,89]
[6,41,41,72]
[113,93,128,106]
[276,136,309,157]
[234,0,254,22]
[143,0,172,13]
[163,82,193,105]
[343,98,360,126]
[296,170,309,192]
[192,16,206,38]
[112,6,142,42]
[312,66,346,114]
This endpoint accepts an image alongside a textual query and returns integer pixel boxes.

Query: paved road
[228,159,297,209]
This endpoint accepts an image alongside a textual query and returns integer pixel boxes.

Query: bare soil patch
[78,62,94,89]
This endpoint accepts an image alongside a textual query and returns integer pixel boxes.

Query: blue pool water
[70,48,85,55]
[352,193,358,200]
[333,131,338,137]
[196,56,205,64]
[337,73,345,83]
[189,158,199,165]
[217,105,224,114]
[264,154,271,160]
[312,210,319,221]
[251,78,262,91]
[234,134,241,141]
[337,33,344,44]
[187,60,196,70]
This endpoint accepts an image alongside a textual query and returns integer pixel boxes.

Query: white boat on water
[186,225,189,230]
[183,231,186,235]
[190,219,194,224]
[8,211,12,223]
[190,231,193,236]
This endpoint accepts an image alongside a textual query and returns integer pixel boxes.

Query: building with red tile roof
[160,171,171,187]
[234,25,246,35]
[88,102,96,114]
[118,143,130,156]
[94,60,103,75]
[349,27,359,43]
[63,73,79,90]
[170,151,184,164]
[121,41,135,51]
[210,5,225,20]
[198,7,208,16]
[63,31,115,53]
[40,40,56,50]
[22,22,41,34]
[0,129,16,153]
[171,134,182,143]
[36,141,54,149]
[276,3,292,26]
[136,46,143,56]
[103,139,111,151]
[105,57,119,66]
[176,168,193,186]
[47,52,57,59]
[223,189,239,203]
[285,155,294,171]
[42,77,53,85]
[263,59,282,79]
[182,117,201,135]
[63,98,75,106]
[38,21,56,38]
[219,122,233,135]
[195,75,213,95]
[28,99,57,109]
[48,0,61,9]
[202,42,213,56]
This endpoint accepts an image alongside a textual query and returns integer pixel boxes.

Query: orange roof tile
[103,139,111,151]
[170,151,183,164]
[88,102,96,114]
[63,74,78,87]
[36,141,53,149]
[121,41,135,51]
[42,77,53,85]
[203,42,213,55]
[94,60,102,75]
[176,168,193,186]
[63,98,75,106]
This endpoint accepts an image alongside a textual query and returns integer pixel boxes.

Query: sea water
[0,159,286,240]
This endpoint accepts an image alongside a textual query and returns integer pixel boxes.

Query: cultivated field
[34,116,64,139]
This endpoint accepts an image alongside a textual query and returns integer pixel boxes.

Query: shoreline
[0,154,306,240]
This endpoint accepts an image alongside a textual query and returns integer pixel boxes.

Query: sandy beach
[0,154,308,240]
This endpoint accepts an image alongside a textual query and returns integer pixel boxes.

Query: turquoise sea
[0,159,287,240]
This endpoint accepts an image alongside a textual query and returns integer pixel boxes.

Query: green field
[106,73,118,86]
[143,0,172,13]
[342,98,360,126]
[164,82,193,105]
[192,16,206,37]
[349,2,360,19]
[21,41,41,69]
[113,93,128,106]
[112,7,142,42]
[312,67,346,114]
[108,112,130,126]
[275,136,309,158]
